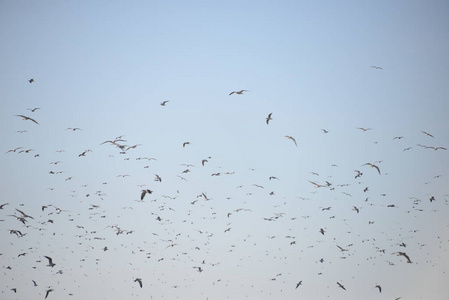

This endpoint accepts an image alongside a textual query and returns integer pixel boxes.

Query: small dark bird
[32,280,38,286]
[29,78,34,83]
[27,107,40,112]
[229,90,248,95]
[160,101,169,106]
[295,281,302,289]
[183,142,190,148]
[45,288,54,299]
[337,282,346,290]
[430,196,435,202]
[44,256,55,267]
[266,113,273,125]
[319,228,325,235]
[370,66,383,70]
[134,278,143,288]
[375,285,382,293]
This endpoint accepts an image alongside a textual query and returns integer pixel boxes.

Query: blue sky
[1,1,449,299]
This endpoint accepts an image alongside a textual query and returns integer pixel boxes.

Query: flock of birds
[1,74,448,300]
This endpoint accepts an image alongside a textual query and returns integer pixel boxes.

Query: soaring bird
[394,252,412,263]
[27,107,40,112]
[16,115,39,124]
[134,278,143,288]
[141,189,153,200]
[266,113,273,125]
[183,142,190,148]
[362,163,381,175]
[66,128,82,131]
[421,131,434,138]
[375,285,382,293]
[357,127,372,132]
[229,90,248,95]
[295,281,302,289]
[321,129,329,133]
[28,78,34,83]
[285,135,297,146]
[160,100,169,106]
[370,66,383,70]
[45,289,54,299]
[337,282,346,290]
[44,256,55,267]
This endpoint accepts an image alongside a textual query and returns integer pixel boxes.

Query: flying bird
[28,78,34,83]
[393,252,412,263]
[370,66,383,70]
[295,281,302,289]
[66,128,82,131]
[421,131,434,138]
[27,107,40,112]
[337,282,346,290]
[160,101,169,106]
[375,285,382,293]
[16,115,39,124]
[45,288,54,299]
[229,90,248,95]
[266,113,273,125]
[357,127,372,132]
[134,278,143,288]
[285,136,297,146]
[141,189,153,200]
[44,256,55,267]
[362,163,381,175]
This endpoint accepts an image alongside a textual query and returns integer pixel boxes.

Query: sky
[1,1,449,299]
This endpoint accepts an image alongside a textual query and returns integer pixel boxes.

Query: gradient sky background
[1,1,449,299]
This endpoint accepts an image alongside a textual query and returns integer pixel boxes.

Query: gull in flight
[66,128,82,131]
[45,289,54,299]
[29,78,34,83]
[357,127,371,132]
[16,115,39,124]
[393,252,412,263]
[134,278,143,288]
[27,107,40,112]
[44,256,56,267]
[229,90,248,96]
[160,101,169,106]
[337,282,346,290]
[295,281,302,289]
[375,285,382,293]
[141,189,153,200]
[418,145,447,151]
[421,131,434,138]
[370,66,383,70]
[285,136,297,146]
[362,163,381,175]
[266,113,273,125]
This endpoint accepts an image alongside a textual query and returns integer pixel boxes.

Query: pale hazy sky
[1,1,449,299]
